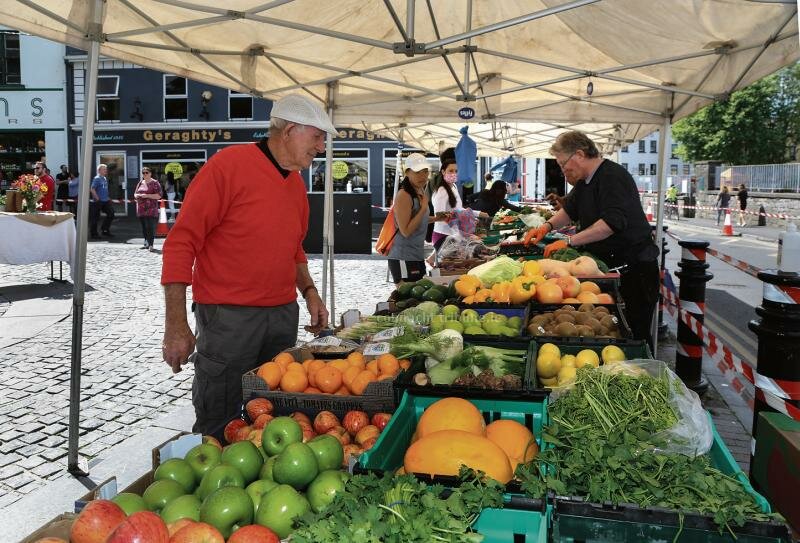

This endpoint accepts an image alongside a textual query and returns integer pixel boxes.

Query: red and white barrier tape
[659,202,800,220]
[55,198,183,205]
[664,228,763,280]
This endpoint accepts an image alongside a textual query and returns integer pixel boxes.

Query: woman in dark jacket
[468,180,521,218]
[737,183,749,227]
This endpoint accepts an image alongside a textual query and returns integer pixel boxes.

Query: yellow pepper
[454,274,483,298]
[473,288,493,303]
[510,276,536,304]
[522,260,542,277]
[462,295,475,305]
[491,281,512,303]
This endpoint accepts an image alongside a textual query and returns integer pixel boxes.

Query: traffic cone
[645,202,653,222]
[722,209,734,236]
[156,200,169,238]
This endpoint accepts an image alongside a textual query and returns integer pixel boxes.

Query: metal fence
[721,164,800,193]
[632,176,691,193]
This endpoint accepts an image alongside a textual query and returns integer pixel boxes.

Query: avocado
[414,278,434,290]
[410,285,428,299]
[396,282,415,300]
[421,288,446,303]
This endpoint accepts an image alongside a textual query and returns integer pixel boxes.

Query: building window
[96,75,120,122]
[670,164,678,175]
[310,149,370,193]
[621,145,628,153]
[671,143,678,159]
[638,163,646,175]
[0,31,21,86]
[621,163,628,171]
[164,75,188,121]
[683,164,691,175]
[649,164,657,175]
[650,140,657,153]
[638,140,645,153]
[228,90,253,120]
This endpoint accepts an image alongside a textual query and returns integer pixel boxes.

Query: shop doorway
[96,151,128,216]
[140,150,206,222]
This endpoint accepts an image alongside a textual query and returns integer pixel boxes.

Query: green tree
[672,66,800,165]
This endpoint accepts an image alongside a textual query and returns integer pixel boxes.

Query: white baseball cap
[270,94,339,137]
[404,153,430,172]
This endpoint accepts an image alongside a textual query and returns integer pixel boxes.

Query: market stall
[0,212,75,279]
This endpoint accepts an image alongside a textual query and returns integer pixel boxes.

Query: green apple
[259,455,278,481]
[272,442,318,490]
[159,493,201,524]
[262,416,303,457]
[184,443,222,482]
[463,325,486,335]
[199,486,253,538]
[111,492,148,515]
[221,440,264,483]
[507,316,522,330]
[459,309,480,325]
[429,314,446,333]
[254,484,310,539]
[142,479,185,512]
[442,304,460,319]
[306,434,343,472]
[482,321,504,335]
[246,478,278,514]
[306,469,347,513]
[443,320,463,333]
[155,458,196,493]
[196,464,246,501]
[500,326,518,337]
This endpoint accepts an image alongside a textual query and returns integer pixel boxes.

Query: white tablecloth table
[0,212,76,279]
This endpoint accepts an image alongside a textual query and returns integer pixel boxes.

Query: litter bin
[683,196,696,218]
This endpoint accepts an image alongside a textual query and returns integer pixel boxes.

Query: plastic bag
[447,208,478,235]
[520,213,546,228]
[550,359,713,457]
[437,236,497,261]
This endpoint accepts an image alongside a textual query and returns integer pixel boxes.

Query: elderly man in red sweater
[161,94,335,437]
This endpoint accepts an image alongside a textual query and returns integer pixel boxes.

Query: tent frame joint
[85,23,105,43]
[226,10,246,19]
[393,40,425,56]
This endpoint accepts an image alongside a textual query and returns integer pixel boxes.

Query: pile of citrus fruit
[256,351,411,396]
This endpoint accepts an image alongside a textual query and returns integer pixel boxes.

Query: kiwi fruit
[578,303,595,313]
[584,317,602,335]
[562,305,576,312]
[600,315,617,330]
[530,315,549,327]
[574,312,590,325]
[593,306,610,316]
[554,321,578,336]
[556,313,576,324]
[541,312,554,321]
[575,324,595,337]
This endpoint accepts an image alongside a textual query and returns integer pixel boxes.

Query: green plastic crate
[473,506,550,543]
[357,392,549,491]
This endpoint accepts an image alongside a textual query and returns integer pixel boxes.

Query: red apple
[326,426,351,446]
[361,437,378,451]
[297,421,317,443]
[169,522,225,543]
[355,425,380,446]
[342,411,369,436]
[227,524,281,543]
[247,428,263,448]
[202,435,223,450]
[70,499,127,543]
[252,413,273,429]
[167,519,195,537]
[32,539,67,543]
[106,511,169,543]
[245,398,274,422]
[234,425,253,443]
[342,444,363,468]
[313,410,340,434]
[290,411,312,426]
[371,413,392,432]
[224,419,249,444]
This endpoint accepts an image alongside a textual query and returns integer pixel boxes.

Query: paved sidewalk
[658,213,784,243]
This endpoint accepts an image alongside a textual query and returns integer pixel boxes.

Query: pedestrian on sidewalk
[134,167,162,252]
[666,184,679,220]
[55,164,70,212]
[716,185,731,225]
[737,183,748,227]
[164,171,178,222]
[89,164,115,238]
[67,170,79,216]
[34,162,55,211]
[161,93,333,438]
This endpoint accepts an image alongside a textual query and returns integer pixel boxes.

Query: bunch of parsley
[291,469,504,543]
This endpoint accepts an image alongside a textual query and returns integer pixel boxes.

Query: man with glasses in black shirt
[524,131,659,349]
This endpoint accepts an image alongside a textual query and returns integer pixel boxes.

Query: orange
[256,362,283,390]
[330,359,350,373]
[350,370,377,395]
[378,373,395,381]
[576,291,599,304]
[334,385,350,396]
[366,359,380,376]
[280,370,308,393]
[347,351,366,367]
[309,359,326,374]
[342,366,361,388]
[485,419,539,472]
[315,365,343,394]
[377,354,400,376]
[273,351,295,369]
[596,293,614,304]
[302,359,314,371]
[304,386,322,394]
[286,361,306,373]
[416,397,485,438]
[399,359,411,370]
[579,281,601,294]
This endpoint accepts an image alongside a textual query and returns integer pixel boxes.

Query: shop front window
[164,75,188,121]
[141,150,206,203]
[0,31,21,86]
[96,151,128,215]
[309,149,369,193]
[96,75,120,122]
[229,90,253,120]
[0,131,45,182]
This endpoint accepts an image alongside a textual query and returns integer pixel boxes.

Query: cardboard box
[752,411,800,533]
[18,513,76,543]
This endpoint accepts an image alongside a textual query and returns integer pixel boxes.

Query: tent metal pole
[652,113,671,356]
[406,0,415,41]
[463,0,472,93]
[325,83,336,321]
[67,0,104,477]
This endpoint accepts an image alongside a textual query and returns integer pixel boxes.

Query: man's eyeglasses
[556,152,576,170]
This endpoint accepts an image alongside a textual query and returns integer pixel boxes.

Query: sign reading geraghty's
[143,129,232,143]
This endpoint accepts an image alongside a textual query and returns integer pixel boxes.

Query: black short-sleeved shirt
[562,159,658,268]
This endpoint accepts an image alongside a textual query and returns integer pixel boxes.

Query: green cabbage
[468,255,523,287]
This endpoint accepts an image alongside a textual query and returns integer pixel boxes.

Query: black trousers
[90,200,115,234]
[139,216,157,247]
[619,259,660,353]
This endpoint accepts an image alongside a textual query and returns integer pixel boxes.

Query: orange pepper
[462,295,475,305]
[491,282,512,303]
[473,288,493,303]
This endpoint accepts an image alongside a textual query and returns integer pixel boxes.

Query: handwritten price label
[362,342,391,356]
[372,327,404,341]
[308,336,341,347]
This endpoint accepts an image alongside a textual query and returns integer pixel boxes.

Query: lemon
[538,343,561,360]
[575,349,600,369]
[601,345,626,365]
[560,354,577,368]
[557,366,577,384]
[536,352,562,379]
[540,376,559,386]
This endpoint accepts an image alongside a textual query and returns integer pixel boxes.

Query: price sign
[362,342,391,356]
[372,327,403,341]
[308,336,342,347]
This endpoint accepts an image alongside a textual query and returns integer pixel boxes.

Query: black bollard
[758,205,767,227]
[658,225,670,339]
[748,270,800,482]
[675,240,712,395]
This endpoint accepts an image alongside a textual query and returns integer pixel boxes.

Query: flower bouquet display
[11,174,47,213]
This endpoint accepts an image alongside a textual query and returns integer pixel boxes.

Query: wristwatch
[566,236,572,247]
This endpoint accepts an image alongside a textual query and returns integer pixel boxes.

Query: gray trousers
[191,302,299,437]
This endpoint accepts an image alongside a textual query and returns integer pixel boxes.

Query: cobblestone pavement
[0,235,393,509]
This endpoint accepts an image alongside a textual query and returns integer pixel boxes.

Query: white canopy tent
[2,0,796,473]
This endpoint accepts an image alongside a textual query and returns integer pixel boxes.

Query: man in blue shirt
[90,163,115,238]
